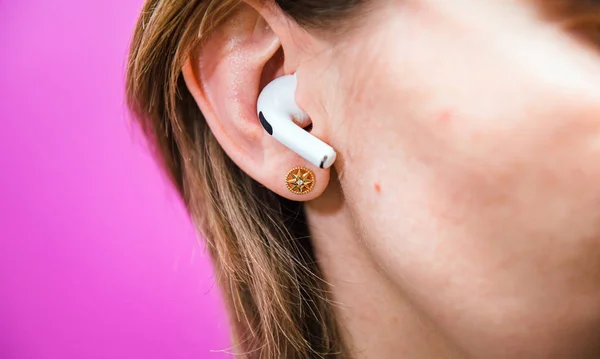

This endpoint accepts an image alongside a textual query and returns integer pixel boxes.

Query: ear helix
[256,74,337,169]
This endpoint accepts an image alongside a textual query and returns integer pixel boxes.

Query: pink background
[0,1,230,358]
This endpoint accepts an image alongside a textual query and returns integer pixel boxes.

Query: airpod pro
[257,74,336,169]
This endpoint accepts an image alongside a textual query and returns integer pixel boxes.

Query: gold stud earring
[286,167,316,195]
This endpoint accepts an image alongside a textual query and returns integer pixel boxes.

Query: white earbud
[257,74,336,169]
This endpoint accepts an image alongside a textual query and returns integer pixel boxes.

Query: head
[127,1,600,357]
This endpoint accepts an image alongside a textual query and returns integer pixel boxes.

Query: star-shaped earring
[286,167,316,195]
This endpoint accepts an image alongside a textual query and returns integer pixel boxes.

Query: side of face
[294,0,600,356]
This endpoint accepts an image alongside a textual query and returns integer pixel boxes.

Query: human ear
[182,2,332,200]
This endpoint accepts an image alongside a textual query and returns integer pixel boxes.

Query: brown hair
[126,1,600,358]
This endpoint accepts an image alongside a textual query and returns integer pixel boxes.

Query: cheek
[336,77,600,357]
[336,35,600,267]
[331,7,600,240]
[326,12,600,353]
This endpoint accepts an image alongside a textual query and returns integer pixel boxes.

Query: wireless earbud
[257,74,336,169]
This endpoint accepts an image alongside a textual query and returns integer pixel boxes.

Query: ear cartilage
[257,74,337,169]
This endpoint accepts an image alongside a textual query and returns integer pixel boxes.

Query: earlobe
[181,2,333,201]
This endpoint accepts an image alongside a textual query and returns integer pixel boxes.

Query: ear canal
[257,74,337,169]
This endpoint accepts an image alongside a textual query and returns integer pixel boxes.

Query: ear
[182,2,331,200]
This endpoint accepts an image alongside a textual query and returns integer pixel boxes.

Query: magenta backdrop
[0,1,231,358]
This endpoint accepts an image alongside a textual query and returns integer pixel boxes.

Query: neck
[304,175,463,358]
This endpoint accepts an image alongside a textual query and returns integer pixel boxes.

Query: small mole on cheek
[439,109,453,124]
[374,182,382,193]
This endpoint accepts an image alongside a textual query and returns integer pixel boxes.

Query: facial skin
[183,0,600,357]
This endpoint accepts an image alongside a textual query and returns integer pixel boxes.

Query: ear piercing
[286,167,316,195]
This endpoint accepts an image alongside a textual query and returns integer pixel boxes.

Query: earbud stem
[257,74,337,169]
